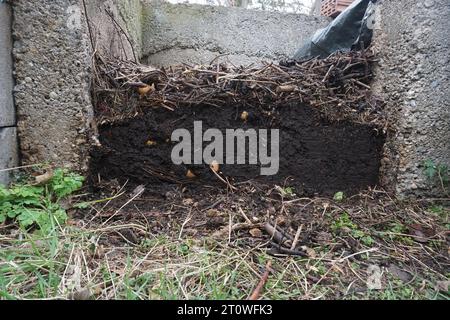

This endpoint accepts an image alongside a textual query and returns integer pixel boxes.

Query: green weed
[331,212,374,246]
[0,169,84,234]
[422,160,449,194]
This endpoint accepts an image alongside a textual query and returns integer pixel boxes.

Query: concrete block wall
[373,0,450,197]
[140,1,330,66]
[0,2,18,186]
[12,0,94,172]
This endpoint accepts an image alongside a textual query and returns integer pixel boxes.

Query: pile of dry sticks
[92,48,388,129]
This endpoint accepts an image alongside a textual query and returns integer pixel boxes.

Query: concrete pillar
[12,0,93,172]
[0,2,18,186]
[373,0,450,197]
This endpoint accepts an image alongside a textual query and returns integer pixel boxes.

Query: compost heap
[90,48,388,196]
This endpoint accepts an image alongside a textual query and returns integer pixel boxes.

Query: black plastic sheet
[293,0,377,60]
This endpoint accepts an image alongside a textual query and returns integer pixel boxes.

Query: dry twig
[248,260,272,300]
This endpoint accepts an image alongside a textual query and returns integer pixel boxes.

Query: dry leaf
[276,85,297,93]
[206,209,227,217]
[275,215,287,226]
[408,224,435,243]
[387,264,413,283]
[94,244,105,259]
[210,160,220,173]
[137,84,154,95]
[182,198,194,206]
[435,280,450,292]
[212,226,228,238]
[69,288,91,300]
[130,185,145,198]
[146,139,157,146]
[316,231,333,243]
[249,228,263,238]
[35,171,53,185]
[186,169,196,178]
[301,246,317,258]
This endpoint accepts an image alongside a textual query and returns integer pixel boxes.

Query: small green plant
[382,222,414,245]
[333,191,345,202]
[422,160,449,193]
[0,169,84,234]
[389,221,407,234]
[275,185,296,198]
[331,212,374,246]
[428,206,449,230]
[331,212,357,232]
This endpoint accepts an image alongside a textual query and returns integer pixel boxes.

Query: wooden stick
[264,222,292,247]
[211,168,237,191]
[248,260,272,300]
[0,163,45,173]
[268,242,308,257]
[238,207,253,225]
[290,225,303,250]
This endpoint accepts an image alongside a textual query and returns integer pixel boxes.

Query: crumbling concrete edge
[0,1,18,186]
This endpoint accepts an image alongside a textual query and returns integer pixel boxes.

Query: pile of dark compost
[90,48,387,196]
[90,101,384,196]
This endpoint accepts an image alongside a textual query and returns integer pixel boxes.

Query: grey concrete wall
[0,127,18,185]
[373,0,450,197]
[0,2,17,185]
[12,0,94,172]
[0,2,15,127]
[140,1,330,66]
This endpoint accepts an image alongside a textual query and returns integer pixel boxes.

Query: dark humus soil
[90,102,385,196]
